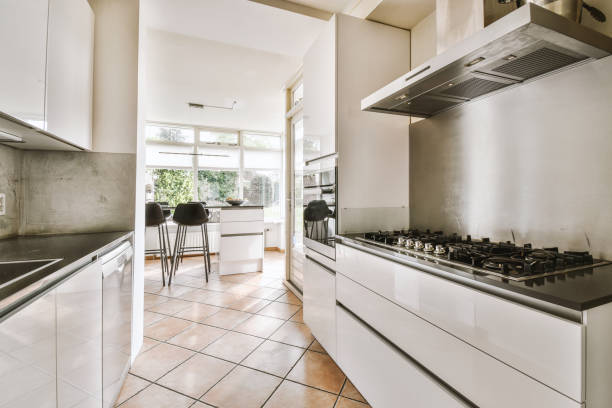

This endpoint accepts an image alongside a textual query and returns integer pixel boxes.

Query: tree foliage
[151,169,193,207]
[198,170,238,202]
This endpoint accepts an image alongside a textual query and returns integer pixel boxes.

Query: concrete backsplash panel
[409,55,612,259]
[20,151,136,235]
[0,145,22,238]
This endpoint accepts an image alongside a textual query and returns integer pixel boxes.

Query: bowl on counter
[225,198,245,206]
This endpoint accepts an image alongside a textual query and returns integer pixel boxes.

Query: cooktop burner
[356,230,608,282]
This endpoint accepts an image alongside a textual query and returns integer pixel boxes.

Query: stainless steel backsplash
[410,55,612,258]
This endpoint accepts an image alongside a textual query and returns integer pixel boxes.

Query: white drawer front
[337,306,469,408]
[303,257,336,358]
[336,243,584,402]
[220,221,264,235]
[220,235,263,262]
[220,208,263,222]
[337,272,582,408]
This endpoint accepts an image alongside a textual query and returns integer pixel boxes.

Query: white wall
[90,0,142,360]
[90,0,139,154]
[145,29,301,133]
[410,10,436,68]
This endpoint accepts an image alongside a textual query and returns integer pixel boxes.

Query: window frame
[145,121,284,221]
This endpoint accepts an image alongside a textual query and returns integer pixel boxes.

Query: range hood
[361,3,612,118]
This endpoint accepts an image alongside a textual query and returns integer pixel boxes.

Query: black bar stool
[169,202,211,285]
[145,202,170,286]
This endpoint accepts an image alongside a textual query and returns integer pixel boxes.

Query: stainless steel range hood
[361,3,612,118]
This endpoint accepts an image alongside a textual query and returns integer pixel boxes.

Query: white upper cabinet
[0,0,94,150]
[303,15,336,162]
[0,0,48,128]
[46,0,95,150]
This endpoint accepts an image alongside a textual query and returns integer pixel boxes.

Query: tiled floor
[117,252,370,408]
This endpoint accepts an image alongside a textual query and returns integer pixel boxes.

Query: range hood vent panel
[362,3,612,117]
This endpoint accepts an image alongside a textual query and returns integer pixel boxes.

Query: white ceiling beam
[247,0,332,20]
[343,0,384,18]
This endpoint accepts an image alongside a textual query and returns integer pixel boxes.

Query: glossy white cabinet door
[336,243,584,402]
[0,0,48,127]
[337,305,469,408]
[0,289,57,407]
[57,261,103,407]
[303,15,336,162]
[46,0,94,149]
[303,257,336,358]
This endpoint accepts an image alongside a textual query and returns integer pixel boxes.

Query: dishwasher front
[101,240,133,408]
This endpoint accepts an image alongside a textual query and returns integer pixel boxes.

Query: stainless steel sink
[0,259,62,289]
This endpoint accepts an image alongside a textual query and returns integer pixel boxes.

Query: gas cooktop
[355,230,610,282]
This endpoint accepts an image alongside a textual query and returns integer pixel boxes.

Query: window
[200,130,239,145]
[243,170,281,220]
[198,170,239,205]
[292,82,303,107]
[145,123,283,220]
[243,133,281,149]
[146,124,194,143]
[146,168,194,207]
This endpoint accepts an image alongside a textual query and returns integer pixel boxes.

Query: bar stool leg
[163,221,172,261]
[180,226,188,264]
[157,225,166,286]
[204,223,211,279]
[200,224,209,283]
[169,224,183,285]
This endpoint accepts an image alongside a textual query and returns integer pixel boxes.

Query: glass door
[289,116,304,290]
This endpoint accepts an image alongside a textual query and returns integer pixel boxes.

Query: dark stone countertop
[0,231,133,320]
[208,204,264,210]
[337,234,612,314]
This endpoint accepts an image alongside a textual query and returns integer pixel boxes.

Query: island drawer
[220,208,263,223]
[220,221,264,235]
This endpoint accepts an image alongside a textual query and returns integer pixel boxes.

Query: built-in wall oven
[303,153,337,259]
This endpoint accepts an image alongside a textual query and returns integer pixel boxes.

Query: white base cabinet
[218,208,264,275]
[336,306,469,408]
[303,256,336,359]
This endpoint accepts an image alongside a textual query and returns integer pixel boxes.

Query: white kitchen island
[217,205,264,275]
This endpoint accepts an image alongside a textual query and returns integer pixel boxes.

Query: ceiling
[145,0,326,57]
[288,0,358,13]
[367,0,435,30]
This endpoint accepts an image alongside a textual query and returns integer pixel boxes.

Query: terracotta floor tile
[157,354,235,399]
[224,283,260,296]
[241,340,304,377]
[130,343,195,381]
[157,284,196,299]
[275,291,302,306]
[234,315,285,338]
[172,275,204,288]
[143,311,166,327]
[290,308,304,323]
[200,292,245,308]
[202,309,252,330]
[114,374,150,406]
[120,383,194,408]
[202,331,264,363]
[177,289,216,303]
[227,297,271,313]
[143,317,192,341]
[143,294,169,309]
[263,380,337,408]
[201,366,281,408]
[138,337,161,353]
[248,287,287,301]
[190,402,215,408]
[216,273,259,284]
[336,397,370,408]
[287,350,346,394]
[200,280,237,292]
[269,321,314,348]
[174,303,222,322]
[146,298,192,315]
[168,323,227,351]
[341,379,366,403]
[257,302,301,320]
[308,339,326,354]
